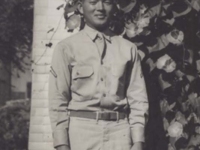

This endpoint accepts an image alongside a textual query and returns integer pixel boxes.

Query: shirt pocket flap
[72,66,94,79]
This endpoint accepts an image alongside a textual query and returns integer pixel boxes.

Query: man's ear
[77,1,83,15]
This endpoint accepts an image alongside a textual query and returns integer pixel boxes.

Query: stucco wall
[29,0,72,149]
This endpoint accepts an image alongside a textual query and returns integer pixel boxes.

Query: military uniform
[48,25,149,150]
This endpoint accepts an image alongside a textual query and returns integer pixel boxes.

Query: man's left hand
[131,142,143,150]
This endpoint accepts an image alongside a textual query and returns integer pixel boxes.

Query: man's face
[79,0,114,31]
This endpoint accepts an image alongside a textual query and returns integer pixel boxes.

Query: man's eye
[103,0,113,4]
[89,0,98,4]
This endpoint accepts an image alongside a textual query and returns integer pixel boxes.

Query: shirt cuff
[130,126,145,143]
[53,129,69,148]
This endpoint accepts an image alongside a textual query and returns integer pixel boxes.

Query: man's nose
[96,1,104,10]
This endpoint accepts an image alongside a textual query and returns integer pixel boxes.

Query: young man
[48,0,149,150]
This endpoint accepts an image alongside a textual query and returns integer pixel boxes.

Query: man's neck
[87,24,109,33]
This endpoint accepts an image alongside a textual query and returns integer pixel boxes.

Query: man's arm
[126,45,149,146]
[48,43,71,149]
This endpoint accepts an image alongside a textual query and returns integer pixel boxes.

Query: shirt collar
[83,25,112,43]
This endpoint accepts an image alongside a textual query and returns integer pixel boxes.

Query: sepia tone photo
[0,0,200,150]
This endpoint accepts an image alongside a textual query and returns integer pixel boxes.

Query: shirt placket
[100,41,113,109]
[94,34,109,109]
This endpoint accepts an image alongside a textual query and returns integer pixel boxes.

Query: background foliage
[0,100,30,150]
[64,0,200,150]
[0,0,33,73]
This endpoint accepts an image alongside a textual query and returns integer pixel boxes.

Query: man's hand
[131,142,143,150]
[56,145,70,150]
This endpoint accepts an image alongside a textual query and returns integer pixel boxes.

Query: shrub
[0,99,30,150]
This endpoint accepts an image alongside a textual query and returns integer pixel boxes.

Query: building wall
[29,0,72,149]
[11,56,32,100]
[0,58,32,104]
[0,63,11,106]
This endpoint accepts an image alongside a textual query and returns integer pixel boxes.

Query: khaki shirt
[48,25,149,148]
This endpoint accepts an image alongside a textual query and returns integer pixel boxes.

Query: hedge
[0,99,30,150]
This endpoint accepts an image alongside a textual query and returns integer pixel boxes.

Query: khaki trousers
[69,117,132,150]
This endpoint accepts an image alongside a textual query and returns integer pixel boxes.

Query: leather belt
[70,110,127,121]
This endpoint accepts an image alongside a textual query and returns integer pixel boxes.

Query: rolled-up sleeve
[48,43,71,148]
[127,45,149,143]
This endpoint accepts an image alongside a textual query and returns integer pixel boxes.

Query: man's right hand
[56,145,70,150]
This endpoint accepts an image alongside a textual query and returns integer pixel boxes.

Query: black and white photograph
[0,0,200,150]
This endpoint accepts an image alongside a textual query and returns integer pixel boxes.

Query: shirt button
[101,78,104,81]
[76,72,79,75]
[103,94,106,97]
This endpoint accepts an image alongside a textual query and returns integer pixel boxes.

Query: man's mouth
[95,14,106,19]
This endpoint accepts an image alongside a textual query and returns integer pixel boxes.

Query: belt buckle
[101,112,111,120]
[96,112,110,120]
[96,112,119,121]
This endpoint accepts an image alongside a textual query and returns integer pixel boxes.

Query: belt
[70,110,127,121]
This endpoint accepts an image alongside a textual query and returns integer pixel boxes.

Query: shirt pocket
[72,66,94,79]
[71,65,95,100]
